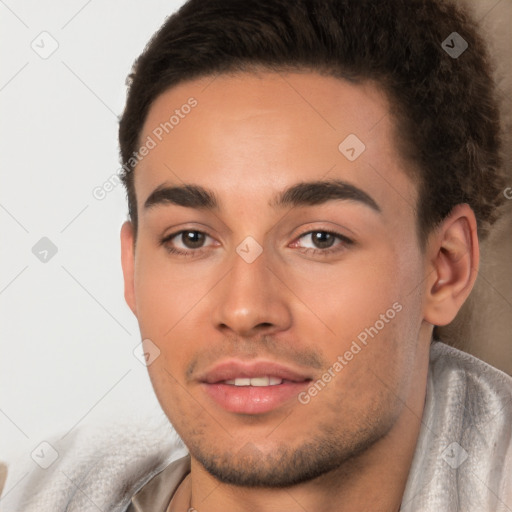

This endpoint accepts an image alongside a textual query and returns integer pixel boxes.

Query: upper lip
[198,359,313,384]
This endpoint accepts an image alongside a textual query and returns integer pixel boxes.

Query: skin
[120,71,479,512]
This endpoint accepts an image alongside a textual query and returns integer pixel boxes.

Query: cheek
[301,300,421,435]
[288,250,406,340]
[293,243,423,381]
[133,245,209,337]
[146,357,207,440]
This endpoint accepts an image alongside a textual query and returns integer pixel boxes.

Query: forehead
[134,71,417,222]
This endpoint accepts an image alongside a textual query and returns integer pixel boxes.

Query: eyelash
[159,229,353,258]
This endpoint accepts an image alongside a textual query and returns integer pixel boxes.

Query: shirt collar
[131,454,191,512]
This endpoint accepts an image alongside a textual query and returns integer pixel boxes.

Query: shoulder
[429,340,512,398]
[427,341,512,457]
[0,413,187,512]
[402,341,512,511]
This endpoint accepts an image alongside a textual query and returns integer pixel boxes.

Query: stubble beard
[185,415,394,488]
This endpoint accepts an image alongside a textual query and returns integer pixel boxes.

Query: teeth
[224,376,284,386]
[250,377,270,386]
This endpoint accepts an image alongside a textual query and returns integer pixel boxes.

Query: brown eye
[310,231,336,249]
[292,229,353,257]
[180,231,206,249]
[160,230,214,256]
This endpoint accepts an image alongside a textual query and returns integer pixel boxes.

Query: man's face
[123,71,430,486]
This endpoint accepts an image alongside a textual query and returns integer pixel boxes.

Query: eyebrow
[144,179,381,213]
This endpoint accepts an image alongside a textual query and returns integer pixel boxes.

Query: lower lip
[202,381,310,414]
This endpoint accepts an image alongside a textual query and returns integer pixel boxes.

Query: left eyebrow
[143,179,381,213]
[270,179,381,213]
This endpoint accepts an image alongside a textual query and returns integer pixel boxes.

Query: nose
[211,246,293,338]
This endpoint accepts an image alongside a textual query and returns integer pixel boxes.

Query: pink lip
[198,359,313,415]
[198,359,313,383]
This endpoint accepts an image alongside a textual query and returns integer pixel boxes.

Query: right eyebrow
[144,184,219,210]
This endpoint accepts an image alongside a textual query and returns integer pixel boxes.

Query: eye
[160,230,215,256]
[292,230,353,256]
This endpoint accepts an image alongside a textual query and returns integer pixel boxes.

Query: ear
[423,204,480,326]
[120,221,137,315]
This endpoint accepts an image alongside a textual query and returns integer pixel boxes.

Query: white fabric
[400,342,512,511]
[1,341,511,512]
[0,414,187,512]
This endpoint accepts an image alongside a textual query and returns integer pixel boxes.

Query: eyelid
[292,228,353,245]
[160,229,217,252]
[289,229,353,258]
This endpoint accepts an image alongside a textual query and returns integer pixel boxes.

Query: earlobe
[423,204,479,326]
[120,221,137,315]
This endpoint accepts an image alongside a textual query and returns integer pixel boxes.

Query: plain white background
[0,0,187,464]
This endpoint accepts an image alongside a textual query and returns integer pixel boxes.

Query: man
[2,0,511,510]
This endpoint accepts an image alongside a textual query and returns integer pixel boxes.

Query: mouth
[224,376,285,386]
[198,360,313,415]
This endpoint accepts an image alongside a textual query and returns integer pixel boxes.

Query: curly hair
[118,0,505,246]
